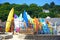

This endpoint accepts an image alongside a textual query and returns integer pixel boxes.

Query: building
[43,9,49,13]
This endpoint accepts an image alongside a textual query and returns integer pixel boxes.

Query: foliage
[0,2,60,21]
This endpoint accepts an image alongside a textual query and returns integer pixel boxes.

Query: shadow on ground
[24,34,60,40]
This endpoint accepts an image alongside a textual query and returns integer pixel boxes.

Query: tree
[50,2,55,8]
[3,2,10,5]
[43,3,49,9]
[27,4,39,17]
[0,2,60,21]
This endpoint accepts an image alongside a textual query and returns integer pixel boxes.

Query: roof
[45,18,60,26]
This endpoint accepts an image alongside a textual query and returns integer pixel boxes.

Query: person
[24,22,27,29]
[33,17,39,34]
[10,17,14,32]
[46,20,53,34]
[39,22,42,30]
[38,22,43,34]
[28,20,33,29]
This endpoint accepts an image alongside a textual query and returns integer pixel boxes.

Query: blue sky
[0,0,60,6]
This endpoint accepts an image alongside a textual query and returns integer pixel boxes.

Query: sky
[0,0,60,6]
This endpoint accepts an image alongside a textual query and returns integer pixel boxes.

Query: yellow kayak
[5,8,14,32]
